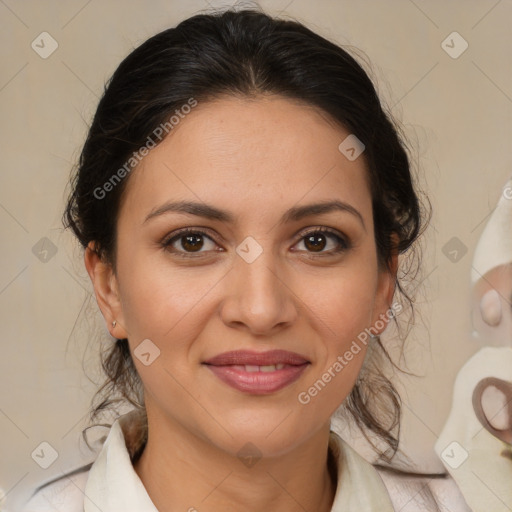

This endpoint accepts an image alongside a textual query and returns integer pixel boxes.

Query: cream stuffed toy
[435,177,512,512]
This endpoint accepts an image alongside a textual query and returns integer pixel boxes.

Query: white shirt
[21,410,471,512]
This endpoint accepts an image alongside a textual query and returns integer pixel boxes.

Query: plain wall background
[1,0,511,508]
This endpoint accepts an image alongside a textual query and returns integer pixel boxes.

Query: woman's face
[89,95,395,457]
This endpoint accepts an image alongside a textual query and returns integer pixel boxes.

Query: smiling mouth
[203,349,310,394]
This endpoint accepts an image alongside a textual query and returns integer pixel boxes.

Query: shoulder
[20,464,91,512]
[374,464,473,512]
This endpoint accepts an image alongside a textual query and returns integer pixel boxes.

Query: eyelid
[161,226,220,246]
[293,226,350,252]
[298,226,347,240]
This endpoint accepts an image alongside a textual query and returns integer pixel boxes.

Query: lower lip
[205,364,309,394]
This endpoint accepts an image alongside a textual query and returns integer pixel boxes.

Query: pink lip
[203,350,310,394]
[204,349,309,366]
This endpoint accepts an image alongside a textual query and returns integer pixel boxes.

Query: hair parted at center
[64,7,429,464]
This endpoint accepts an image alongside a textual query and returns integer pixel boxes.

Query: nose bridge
[221,238,297,333]
[236,241,283,310]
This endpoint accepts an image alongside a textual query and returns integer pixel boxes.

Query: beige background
[1,0,511,509]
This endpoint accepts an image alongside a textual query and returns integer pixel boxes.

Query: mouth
[203,350,310,394]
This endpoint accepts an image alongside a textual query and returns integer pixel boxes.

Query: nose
[219,247,298,336]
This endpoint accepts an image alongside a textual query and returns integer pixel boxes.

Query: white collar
[84,411,394,512]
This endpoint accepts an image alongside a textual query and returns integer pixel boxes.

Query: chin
[210,410,321,457]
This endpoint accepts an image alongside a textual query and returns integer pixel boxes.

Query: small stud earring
[112,320,117,328]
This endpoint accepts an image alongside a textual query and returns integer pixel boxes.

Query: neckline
[87,412,395,511]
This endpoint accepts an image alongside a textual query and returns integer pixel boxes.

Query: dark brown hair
[64,7,428,463]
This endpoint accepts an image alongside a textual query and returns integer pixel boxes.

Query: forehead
[120,95,372,225]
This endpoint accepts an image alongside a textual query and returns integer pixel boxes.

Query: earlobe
[371,241,399,336]
[384,233,399,306]
[386,248,399,306]
[84,243,128,339]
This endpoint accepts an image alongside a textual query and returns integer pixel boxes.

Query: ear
[84,243,128,339]
[370,235,399,335]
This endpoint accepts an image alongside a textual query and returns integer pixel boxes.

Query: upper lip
[203,350,310,366]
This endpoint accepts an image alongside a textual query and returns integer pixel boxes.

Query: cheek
[303,263,379,346]
[117,249,218,341]
[292,265,378,410]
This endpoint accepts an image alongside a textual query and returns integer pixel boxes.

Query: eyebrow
[144,199,366,231]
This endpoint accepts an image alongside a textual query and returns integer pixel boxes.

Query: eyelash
[160,227,350,258]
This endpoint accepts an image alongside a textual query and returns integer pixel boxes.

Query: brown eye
[162,229,218,255]
[294,228,350,255]
[304,233,327,252]
[181,233,205,252]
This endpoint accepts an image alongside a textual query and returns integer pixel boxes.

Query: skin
[85,95,397,512]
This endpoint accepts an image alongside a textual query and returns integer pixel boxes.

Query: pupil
[305,233,326,252]
[182,234,203,252]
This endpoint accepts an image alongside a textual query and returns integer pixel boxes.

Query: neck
[133,411,336,512]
